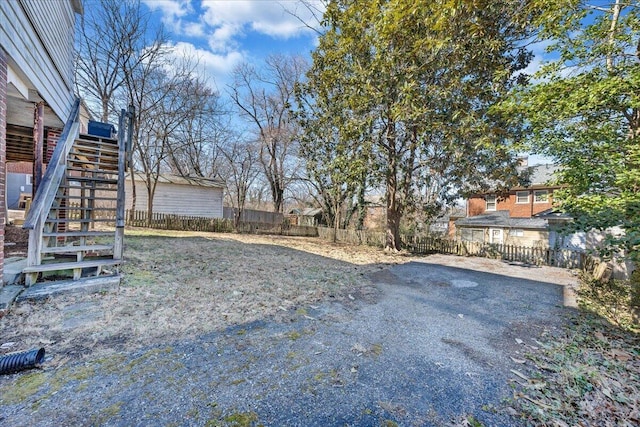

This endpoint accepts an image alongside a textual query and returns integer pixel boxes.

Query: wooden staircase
[22,101,130,287]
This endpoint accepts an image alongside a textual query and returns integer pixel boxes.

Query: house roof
[456,210,548,229]
[535,208,573,223]
[289,207,323,216]
[528,164,558,186]
[510,164,561,190]
[127,172,225,188]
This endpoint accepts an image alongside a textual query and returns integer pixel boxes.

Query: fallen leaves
[609,348,633,362]
[512,313,640,426]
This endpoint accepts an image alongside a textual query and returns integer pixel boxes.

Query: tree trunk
[101,97,109,123]
[332,198,339,243]
[146,180,156,227]
[356,176,367,230]
[386,188,402,251]
[274,188,284,213]
[385,118,402,251]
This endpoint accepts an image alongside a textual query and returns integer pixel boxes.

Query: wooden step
[58,184,117,191]
[41,244,114,254]
[62,195,118,202]
[67,151,118,165]
[67,158,118,169]
[66,175,118,184]
[51,206,117,212]
[77,134,118,144]
[23,258,122,273]
[66,166,118,175]
[69,150,118,160]
[74,134,117,143]
[45,218,115,224]
[74,141,119,152]
[23,259,122,282]
[43,231,114,238]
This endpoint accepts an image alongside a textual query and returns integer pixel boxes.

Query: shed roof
[127,173,225,188]
[456,210,548,230]
[289,207,323,216]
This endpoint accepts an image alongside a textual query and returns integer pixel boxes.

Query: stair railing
[113,106,133,260]
[24,98,81,269]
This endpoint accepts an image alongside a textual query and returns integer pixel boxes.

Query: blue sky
[139,0,565,165]
[141,0,323,90]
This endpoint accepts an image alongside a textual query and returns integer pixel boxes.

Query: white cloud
[167,41,245,89]
[208,23,243,52]
[183,21,205,38]
[142,0,197,37]
[142,0,191,18]
[201,0,323,50]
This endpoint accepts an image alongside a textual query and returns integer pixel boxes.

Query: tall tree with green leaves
[502,0,640,264]
[300,0,535,250]
[295,75,374,235]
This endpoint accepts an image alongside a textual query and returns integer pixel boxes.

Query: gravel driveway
[0,255,574,426]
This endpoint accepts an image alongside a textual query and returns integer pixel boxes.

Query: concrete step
[0,285,24,317]
[16,275,121,302]
[3,257,28,285]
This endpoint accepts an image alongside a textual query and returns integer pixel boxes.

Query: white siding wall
[125,180,224,219]
[0,0,76,121]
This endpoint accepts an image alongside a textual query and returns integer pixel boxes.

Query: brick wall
[468,189,555,218]
[6,161,32,174]
[468,197,486,216]
[45,128,61,163]
[0,47,8,283]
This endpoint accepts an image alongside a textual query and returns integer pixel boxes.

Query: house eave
[71,0,83,15]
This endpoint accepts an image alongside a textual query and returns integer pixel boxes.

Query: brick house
[1,1,83,284]
[456,163,560,246]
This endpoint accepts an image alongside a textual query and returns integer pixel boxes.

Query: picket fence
[404,236,588,269]
[123,210,318,237]
[71,207,587,270]
[317,227,588,270]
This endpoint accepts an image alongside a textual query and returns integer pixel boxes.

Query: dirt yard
[0,228,575,366]
[0,229,392,363]
[9,229,628,426]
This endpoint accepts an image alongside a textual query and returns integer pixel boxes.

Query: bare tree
[218,135,260,228]
[75,0,162,122]
[126,55,203,222]
[167,80,227,179]
[228,54,308,213]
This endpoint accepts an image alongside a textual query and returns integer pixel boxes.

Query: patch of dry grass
[0,229,397,363]
[511,313,640,426]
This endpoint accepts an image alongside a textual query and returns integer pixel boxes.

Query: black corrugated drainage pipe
[0,348,45,374]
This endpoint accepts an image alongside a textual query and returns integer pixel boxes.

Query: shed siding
[125,180,223,218]
[0,0,76,120]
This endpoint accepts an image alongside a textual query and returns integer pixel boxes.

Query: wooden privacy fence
[316,226,587,270]
[125,210,234,233]
[223,207,284,224]
[122,210,318,237]
[403,236,587,269]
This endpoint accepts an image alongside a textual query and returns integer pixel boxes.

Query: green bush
[577,271,639,331]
